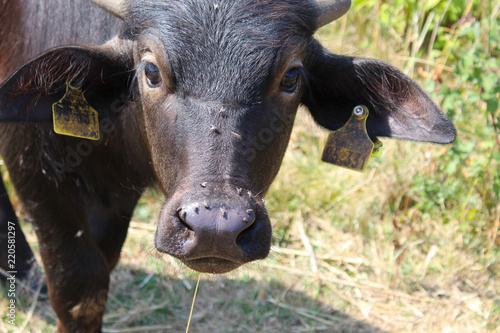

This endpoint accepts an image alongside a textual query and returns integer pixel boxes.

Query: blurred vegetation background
[1,0,499,332]
[315,0,499,269]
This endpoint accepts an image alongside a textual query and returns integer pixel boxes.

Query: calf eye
[280,68,300,92]
[144,62,162,87]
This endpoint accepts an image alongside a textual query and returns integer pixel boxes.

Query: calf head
[0,0,455,273]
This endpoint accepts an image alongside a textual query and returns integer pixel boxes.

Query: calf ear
[0,44,132,122]
[302,42,456,144]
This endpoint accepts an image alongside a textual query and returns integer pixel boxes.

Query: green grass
[1,1,499,332]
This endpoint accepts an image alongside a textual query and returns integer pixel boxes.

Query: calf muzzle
[155,184,271,274]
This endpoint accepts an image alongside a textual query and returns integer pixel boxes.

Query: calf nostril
[177,207,194,231]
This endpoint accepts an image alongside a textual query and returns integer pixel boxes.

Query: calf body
[0,0,455,331]
[0,173,35,280]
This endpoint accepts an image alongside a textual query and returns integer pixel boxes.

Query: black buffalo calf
[0,0,455,331]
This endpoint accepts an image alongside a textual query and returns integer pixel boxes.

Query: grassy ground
[1,1,499,332]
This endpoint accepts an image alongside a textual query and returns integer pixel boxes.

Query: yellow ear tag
[321,105,382,172]
[52,84,100,140]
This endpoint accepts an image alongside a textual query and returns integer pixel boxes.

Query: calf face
[0,0,455,277]
[130,1,322,273]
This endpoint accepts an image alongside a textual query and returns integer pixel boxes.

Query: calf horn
[315,0,351,28]
[92,0,350,27]
[92,0,125,19]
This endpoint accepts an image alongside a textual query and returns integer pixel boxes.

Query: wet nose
[155,193,272,272]
[178,203,256,244]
